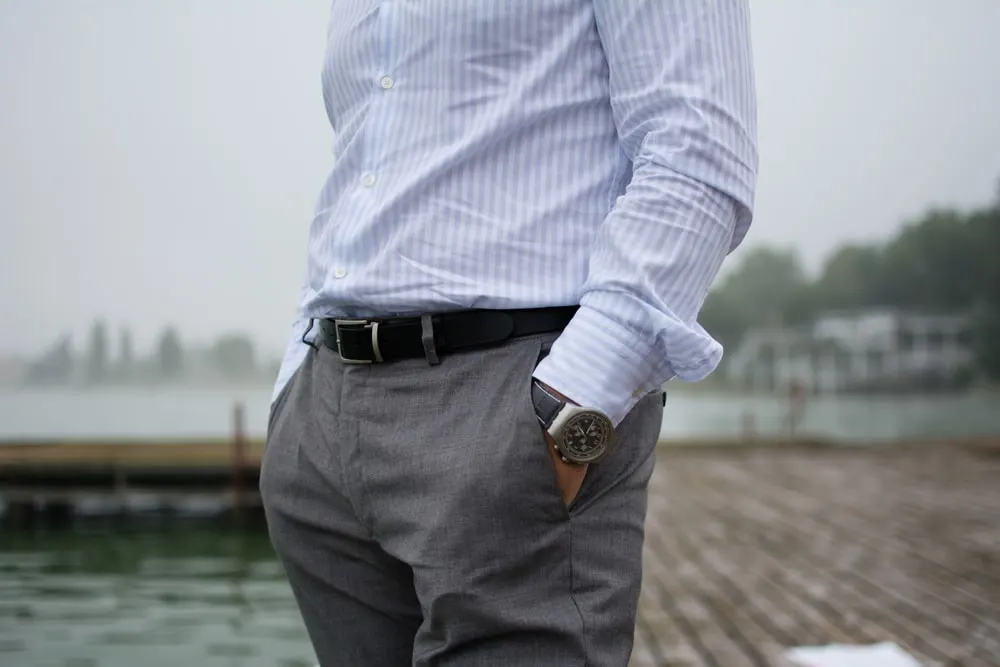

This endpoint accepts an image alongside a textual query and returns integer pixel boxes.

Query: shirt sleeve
[531,0,758,426]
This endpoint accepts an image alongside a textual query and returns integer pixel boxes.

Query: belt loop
[421,314,440,366]
[300,318,319,350]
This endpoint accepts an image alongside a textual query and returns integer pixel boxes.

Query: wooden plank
[629,447,1000,667]
[0,440,264,467]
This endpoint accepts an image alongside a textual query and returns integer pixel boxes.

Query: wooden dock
[0,406,263,526]
[630,445,1000,667]
[2,438,999,664]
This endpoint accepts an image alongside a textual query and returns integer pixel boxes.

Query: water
[0,528,316,667]
[1,387,1000,442]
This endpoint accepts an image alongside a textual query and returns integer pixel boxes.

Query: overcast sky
[2,0,999,359]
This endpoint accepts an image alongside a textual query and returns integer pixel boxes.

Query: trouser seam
[568,519,589,666]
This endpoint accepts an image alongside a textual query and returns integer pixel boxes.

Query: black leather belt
[318,306,577,364]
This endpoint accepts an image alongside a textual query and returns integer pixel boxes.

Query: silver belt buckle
[334,319,383,364]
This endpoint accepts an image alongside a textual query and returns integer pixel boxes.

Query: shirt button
[380,75,394,89]
[362,172,377,187]
[334,268,347,279]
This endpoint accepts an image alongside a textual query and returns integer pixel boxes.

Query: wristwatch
[531,380,615,465]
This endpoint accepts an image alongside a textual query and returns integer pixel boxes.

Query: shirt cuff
[531,304,722,426]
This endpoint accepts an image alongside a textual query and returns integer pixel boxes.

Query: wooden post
[785,378,807,440]
[232,401,246,526]
[741,409,756,442]
[113,465,128,517]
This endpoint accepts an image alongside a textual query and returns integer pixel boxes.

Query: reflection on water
[0,527,315,667]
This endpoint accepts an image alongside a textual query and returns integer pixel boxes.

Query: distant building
[725,310,976,393]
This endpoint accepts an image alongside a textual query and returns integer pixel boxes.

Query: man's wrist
[530,374,617,466]
[532,305,654,426]
[533,380,578,407]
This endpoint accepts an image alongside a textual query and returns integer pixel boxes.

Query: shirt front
[275,0,758,425]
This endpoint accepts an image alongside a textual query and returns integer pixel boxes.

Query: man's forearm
[531,177,745,425]
[531,0,758,425]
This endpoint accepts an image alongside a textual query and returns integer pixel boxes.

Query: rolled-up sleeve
[531,0,758,426]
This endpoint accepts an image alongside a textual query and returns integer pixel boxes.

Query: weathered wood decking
[630,445,1000,667]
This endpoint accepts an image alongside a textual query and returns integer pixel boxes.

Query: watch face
[559,411,613,463]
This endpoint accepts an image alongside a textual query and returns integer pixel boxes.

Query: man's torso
[304,0,627,318]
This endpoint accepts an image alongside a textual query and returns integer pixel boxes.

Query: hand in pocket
[543,430,588,506]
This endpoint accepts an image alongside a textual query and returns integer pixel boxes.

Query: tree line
[23,322,275,387]
[701,186,1000,379]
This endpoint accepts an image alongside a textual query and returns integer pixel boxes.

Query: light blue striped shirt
[275,0,758,425]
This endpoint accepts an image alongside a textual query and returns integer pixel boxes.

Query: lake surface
[1,387,1000,442]
[0,527,315,667]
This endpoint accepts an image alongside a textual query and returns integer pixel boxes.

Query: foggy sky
[2,0,999,359]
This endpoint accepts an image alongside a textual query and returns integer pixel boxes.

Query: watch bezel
[549,404,615,465]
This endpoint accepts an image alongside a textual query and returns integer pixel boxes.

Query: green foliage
[701,246,810,351]
[812,244,884,310]
[211,334,256,380]
[118,328,134,367]
[84,319,109,384]
[24,335,74,385]
[157,327,184,378]
[702,190,1000,379]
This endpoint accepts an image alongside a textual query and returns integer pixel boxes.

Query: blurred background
[2,1,999,666]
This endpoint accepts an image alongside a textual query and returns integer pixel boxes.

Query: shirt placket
[359,1,395,194]
[333,1,396,286]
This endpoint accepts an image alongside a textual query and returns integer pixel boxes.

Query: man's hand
[544,431,588,506]
[535,381,589,506]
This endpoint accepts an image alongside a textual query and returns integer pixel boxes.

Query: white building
[725,310,976,394]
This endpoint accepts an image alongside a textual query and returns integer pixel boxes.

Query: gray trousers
[260,330,664,667]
